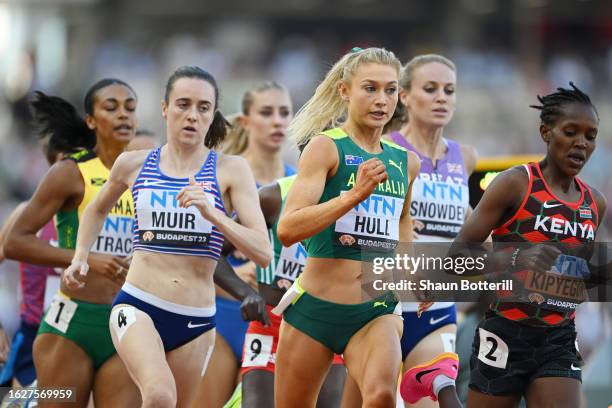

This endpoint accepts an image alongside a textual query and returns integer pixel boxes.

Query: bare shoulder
[258,182,282,226]
[585,184,607,225]
[217,152,250,172]
[487,165,530,197]
[41,159,84,197]
[259,181,281,202]
[304,134,338,153]
[115,149,150,170]
[216,153,256,196]
[300,134,339,168]
[407,150,421,180]
[51,157,82,178]
[109,150,150,186]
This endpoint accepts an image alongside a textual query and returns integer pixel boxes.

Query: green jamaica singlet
[55,150,135,256]
[39,150,135,369]
[305,128,409,261]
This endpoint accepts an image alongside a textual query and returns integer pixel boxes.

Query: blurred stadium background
[0,0,610,406]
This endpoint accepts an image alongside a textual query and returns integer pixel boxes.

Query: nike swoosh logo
[570,364,581,371]
[187,321,212,329]
[142,179,168,187]
[415,368,439,384]
[543,201,563,209]
[429,314,450,325]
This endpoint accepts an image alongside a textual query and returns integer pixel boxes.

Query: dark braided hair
[30,91,96,164]
[530,82,598,126]
[31,78,136,164]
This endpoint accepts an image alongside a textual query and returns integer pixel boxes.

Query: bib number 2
[477,328,509,369]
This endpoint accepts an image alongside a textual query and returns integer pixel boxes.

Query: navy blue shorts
[0,321,38,386]
[216,296,248,362]
[112,284,215,352]
[401,304,457,360]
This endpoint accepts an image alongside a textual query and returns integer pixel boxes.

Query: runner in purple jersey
[389,135,470,239]
[386,54,476,408]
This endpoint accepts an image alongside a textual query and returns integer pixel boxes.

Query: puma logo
[388,159,403,176]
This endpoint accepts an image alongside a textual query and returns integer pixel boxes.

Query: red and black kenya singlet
[491,162,599,326]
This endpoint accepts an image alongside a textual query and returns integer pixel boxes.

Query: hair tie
[350,47,364,54]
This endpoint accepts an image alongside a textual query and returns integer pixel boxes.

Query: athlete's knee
[362,383,396,408]
[142,382,177,408]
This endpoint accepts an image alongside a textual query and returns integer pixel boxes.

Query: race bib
[273,243,307,289]
[137,189,214,246]
[110,305,137,342]
[477,328,509,369]
[334,191,403,251]
[44,294,78,333]
[92,214,133,256]
[551,254,590,278]
[410,176,468,238]
[521,269,586,313]
[242,334,273,367]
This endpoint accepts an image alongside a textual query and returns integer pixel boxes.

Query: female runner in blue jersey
[64,66,271,408]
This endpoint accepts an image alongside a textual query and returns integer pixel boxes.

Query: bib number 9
[242,334,273,367]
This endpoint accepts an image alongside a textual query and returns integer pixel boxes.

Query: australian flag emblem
[345,155,364,165]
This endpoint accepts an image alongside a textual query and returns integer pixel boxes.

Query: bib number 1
[44,295,78,333]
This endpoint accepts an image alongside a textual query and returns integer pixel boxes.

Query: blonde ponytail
[289,47,401,147]
[222,114,249,155]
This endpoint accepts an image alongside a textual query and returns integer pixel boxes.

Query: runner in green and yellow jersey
[5,81,140,407]
[239,175,345,408]
[273,47,422,408]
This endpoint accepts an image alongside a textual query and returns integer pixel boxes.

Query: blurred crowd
[0,2,611,239]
